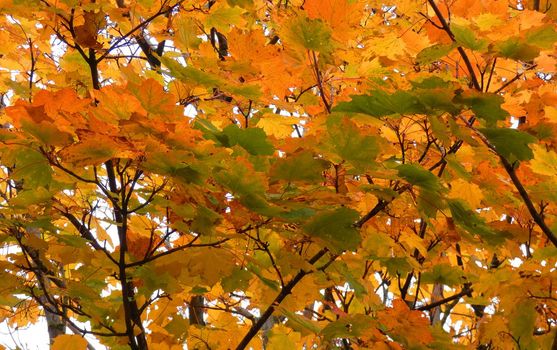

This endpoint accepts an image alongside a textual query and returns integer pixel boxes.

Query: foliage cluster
[0,0,555,349]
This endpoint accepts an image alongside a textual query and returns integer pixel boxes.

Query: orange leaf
[304,0,359,41]
[52,335,88,350]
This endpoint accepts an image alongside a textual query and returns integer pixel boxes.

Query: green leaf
[193,118,222,143]
[278,207,316,222]
[445,154,472,180]
[378,257,414,275]
[334,90,425,117]
[190,286,210,294]
[135,265,173,296]
[451,24,488,51]
[454,91,509,127]
[205,6,245,31]
[173,165,204,185]
[416,43,456,64]
[411,76,455,89]
[267,325,301,350]
[288,16,333,54]
[55,235,89,248]
[214,165,278,215]
[270,151,329,182]
[398,164,446,216]
[531,144,557,176]
[321,314,375,340]
[226,84,262,100]
[191,206,221,234]
[415,89,460,115]
[60,51,90,73]
[508,300,537,348]
[21,118,73,146]
[248,264,280,291]
[479,128,537,161]
[14,0,39,4]
[0,129,18,142]
[334,262,367,297]
[327,116,382,170]
[142,149,207,185]
[448,199,501,244]
[421,264,466,287]
[397,164,443,193]
[221,269,252,293]
[303,207,361,252]
[361,184,399,201]
[160,56,222,86]
[427,115,451,146]
[525,24,557,49]
[281,308,321,334]
[227,0,253,8]
[495,37,540,61]
[10,148,53,187]
[10,187,52,207]
[222,125,275,155]
[533,246,557,259]
[164,316,189,341]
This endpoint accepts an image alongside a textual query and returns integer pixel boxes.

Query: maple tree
[0,0,555,349]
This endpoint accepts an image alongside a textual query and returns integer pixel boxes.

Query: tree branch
[96,1,184,63]
[426,0,481,90]
[463,120,557,248]
[58,211,119,265]
[417,288,472,311]
[235,248,330,350]
[500,156,557,247]
[125,238,231,268]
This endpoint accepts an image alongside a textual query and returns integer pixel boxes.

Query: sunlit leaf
[52,335,88,350]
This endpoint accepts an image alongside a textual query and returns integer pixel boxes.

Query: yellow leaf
[530,144,557,176]
[367,32,406,60]
[448,179,484,209]
[52,335,88,350]
[400,233,428,258]
[256,114,296,138]
[473,13,504,31]
[128,215,154,238]
[267,325,301,350]
[174,15,202,51]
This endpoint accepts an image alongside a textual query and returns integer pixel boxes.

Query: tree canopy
[0,0,556,349]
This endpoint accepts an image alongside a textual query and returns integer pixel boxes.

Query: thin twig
[426,0,481,90]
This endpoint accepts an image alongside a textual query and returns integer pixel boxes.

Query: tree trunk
[430,283,444,325]
[189,295,206,326]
